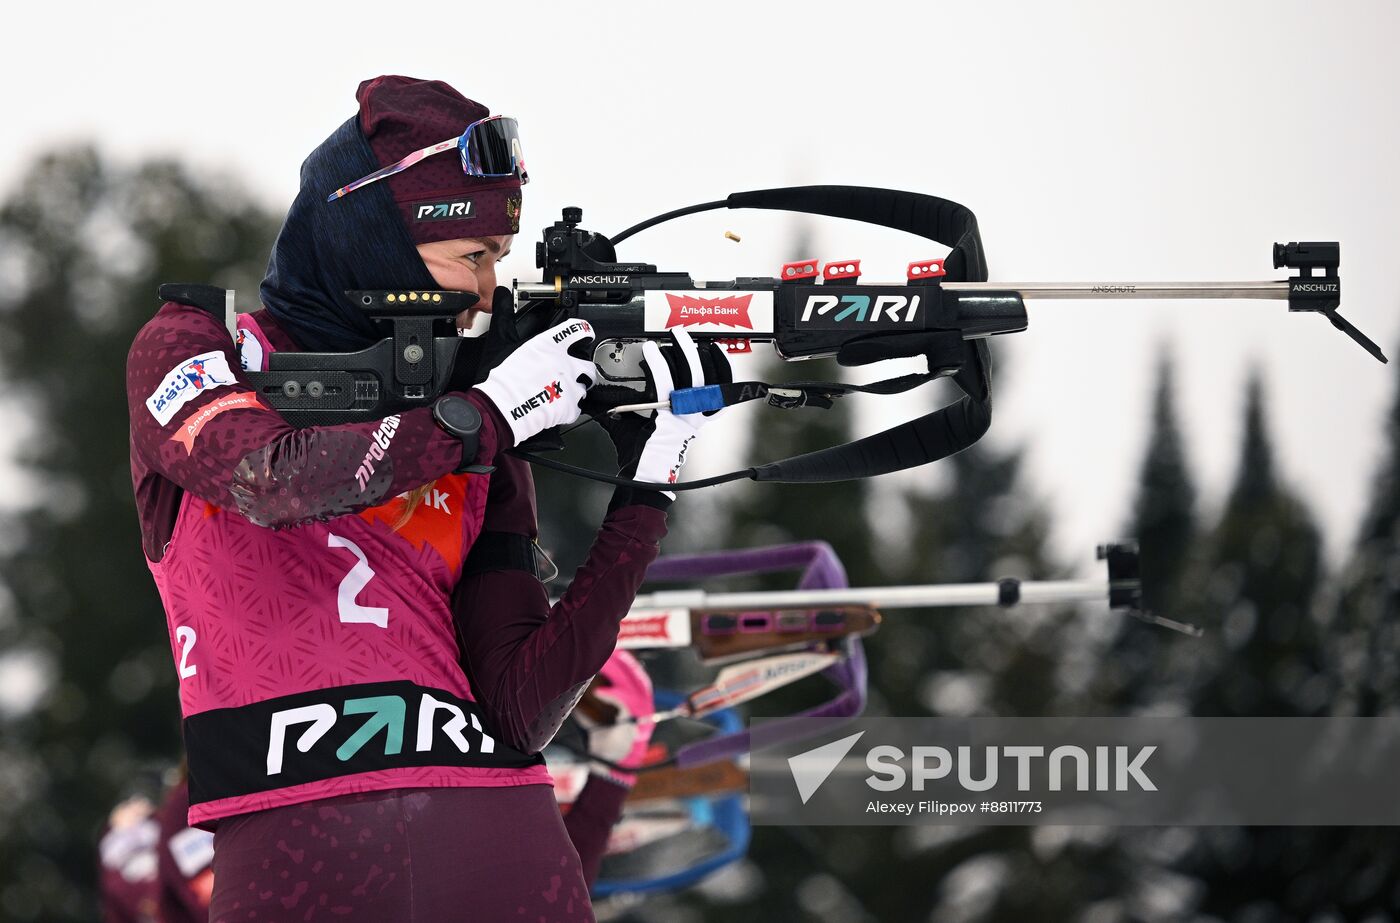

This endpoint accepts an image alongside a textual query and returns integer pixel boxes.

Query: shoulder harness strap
[157,283,226,320]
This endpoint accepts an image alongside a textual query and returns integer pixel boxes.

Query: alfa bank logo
[616,608,692,650]
[617,614,675,644]
[643,291,776,334]
[665,294,755,329]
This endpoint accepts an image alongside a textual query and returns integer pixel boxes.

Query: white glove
[633,329,729,498]
[474,319,596,446]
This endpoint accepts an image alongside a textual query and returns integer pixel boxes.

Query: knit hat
[356,75,524,244]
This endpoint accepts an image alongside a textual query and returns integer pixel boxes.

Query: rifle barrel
[943,281,1287,300]
[633,579,1111,611]
[520,280,1289,302]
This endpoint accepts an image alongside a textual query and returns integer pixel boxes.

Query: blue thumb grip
[669,385,724,415]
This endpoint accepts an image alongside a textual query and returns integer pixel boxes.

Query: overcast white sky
[3,0,1398,572]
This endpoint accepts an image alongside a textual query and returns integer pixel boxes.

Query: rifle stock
[616,604,881,662]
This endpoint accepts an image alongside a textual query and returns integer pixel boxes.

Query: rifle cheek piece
[239,289,480,426]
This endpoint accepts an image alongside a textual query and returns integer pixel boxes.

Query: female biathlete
[125,75,723,921]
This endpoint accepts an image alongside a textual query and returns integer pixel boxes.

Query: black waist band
[184,680,544,806]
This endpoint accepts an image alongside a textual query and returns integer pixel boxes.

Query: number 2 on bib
[328,534,389,628]
[175,625,198,679]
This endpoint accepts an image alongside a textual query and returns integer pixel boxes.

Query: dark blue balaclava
[260,115,438,352]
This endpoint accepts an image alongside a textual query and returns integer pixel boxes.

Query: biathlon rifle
[566,541,1162,778]
[237,186,1384,489]
[619,541,1189,648]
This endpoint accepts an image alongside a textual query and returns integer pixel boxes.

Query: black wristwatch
[432,395,494,474]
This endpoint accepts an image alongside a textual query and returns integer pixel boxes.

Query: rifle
[620,542,1185,642]
[565,542,1161,776]
[235,186,1383,490]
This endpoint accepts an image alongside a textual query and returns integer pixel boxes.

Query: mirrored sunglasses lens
[465,117,522,177]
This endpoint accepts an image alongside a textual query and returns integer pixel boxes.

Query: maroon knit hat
[355,75,524,244]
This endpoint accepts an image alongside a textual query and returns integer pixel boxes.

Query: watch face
[438,396,481,432]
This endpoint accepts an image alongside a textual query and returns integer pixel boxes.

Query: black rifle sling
[749,341,991,484]
[726,186,992,484]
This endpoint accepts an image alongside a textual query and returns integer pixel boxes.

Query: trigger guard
[593,339,649,389]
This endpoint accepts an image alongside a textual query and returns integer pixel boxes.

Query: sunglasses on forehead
[327,114,528,203]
